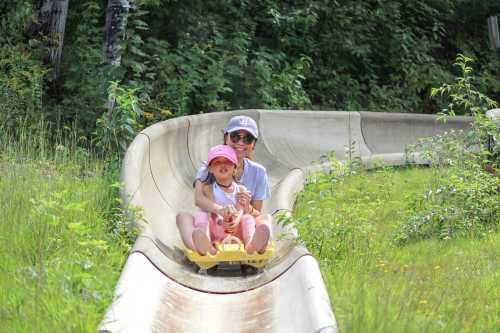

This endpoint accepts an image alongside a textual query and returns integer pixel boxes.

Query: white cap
[224,116,258,139]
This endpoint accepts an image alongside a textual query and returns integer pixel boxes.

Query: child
[191,144,270,256]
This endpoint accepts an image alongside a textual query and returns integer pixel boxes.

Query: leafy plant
[93,81,143,154]
[431,54,497,117]
[0,3,45,132]
[396,54,499,244]
[59,1,106,134]
[394,160,499,244]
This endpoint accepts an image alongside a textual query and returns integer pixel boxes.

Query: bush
[93,81,143,155]
[0,4,45,132]
[394,161,499,244]
[396,54,499,244]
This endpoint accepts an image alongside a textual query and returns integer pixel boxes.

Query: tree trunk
[47,0,69,82]
[103,0,130,117]
[26,0,69,83]
[103,0,130,67]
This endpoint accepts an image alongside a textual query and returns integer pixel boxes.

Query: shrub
[0,4,45,132]
[394,160,499,244]
[396,54,499,244]
[93,82,143,154]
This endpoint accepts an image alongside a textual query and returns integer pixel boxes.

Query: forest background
[1,0,500,153]
[1,2,499,331]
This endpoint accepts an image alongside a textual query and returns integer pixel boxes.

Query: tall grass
[293,166,499,333]
[0,122,133,332]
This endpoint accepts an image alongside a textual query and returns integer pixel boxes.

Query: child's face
[208,157,236,182]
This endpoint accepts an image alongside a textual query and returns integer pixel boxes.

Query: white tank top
[212,182,238,206]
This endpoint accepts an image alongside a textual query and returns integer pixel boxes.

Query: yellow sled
[185,241,274,270]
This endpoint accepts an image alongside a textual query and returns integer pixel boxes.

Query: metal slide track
[98,110,471,333]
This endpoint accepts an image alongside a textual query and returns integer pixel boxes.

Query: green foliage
[2,0,500,152]
[121,1,314,120]
[0,3,45,131]
[59,1,106,133]
[0,122,135,331]
[302,1,451,112]
[429,54,499,168]
[394,162,499,244]
[397,54,500,244]
[281,156,374,264]
[292,166,499,332]
[94,81,143,154]
[431,54,497,117]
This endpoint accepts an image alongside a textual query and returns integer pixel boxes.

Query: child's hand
[222,206,242,234]
[219,204,235,219]
[236,186,251,212]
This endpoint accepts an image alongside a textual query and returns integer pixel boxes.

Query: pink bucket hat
[207,144,238,166]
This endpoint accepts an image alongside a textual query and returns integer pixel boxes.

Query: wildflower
[161,108,173,117]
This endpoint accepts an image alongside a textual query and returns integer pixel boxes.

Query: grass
[293,166,499,333]
[1,122,497,332]
[0,125,133,332]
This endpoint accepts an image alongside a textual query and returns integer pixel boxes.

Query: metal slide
[98,110,471,333]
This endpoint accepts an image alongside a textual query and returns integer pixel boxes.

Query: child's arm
[194,180,224,215]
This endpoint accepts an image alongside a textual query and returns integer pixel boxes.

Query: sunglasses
[229,131,255,145]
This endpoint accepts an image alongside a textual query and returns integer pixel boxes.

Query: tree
[27,0,69,82]
[102,0,130,116]
[103,0,130,67]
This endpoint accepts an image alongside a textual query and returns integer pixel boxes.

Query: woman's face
[225,130,255,160]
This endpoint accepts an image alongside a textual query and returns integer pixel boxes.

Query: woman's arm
[194,180,224,214]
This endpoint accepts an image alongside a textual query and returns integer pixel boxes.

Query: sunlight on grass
[293,167,499,333]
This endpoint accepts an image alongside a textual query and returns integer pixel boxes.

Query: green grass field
[1,128,498,332]
[293,166,499,333]
[0,131,132,332]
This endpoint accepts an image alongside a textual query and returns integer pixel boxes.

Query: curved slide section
[99,110,471,333]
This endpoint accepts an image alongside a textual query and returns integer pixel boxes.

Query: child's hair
[202,172,215,185]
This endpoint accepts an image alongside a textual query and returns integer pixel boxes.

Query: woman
[176,115,272,254]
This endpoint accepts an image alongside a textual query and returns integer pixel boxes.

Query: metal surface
[99,110,472,332]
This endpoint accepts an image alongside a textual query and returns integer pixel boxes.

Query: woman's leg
[176,212,196,250]
[193,211,216,255]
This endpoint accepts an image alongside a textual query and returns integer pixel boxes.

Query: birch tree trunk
[103,0,130,67]
[102,0,130,117]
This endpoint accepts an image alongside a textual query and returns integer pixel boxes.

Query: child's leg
[193,211,216,255]
[193,211,211,238]
[176,212,196,250]
[209,213,227,243]
[255,213,273,239]
[242,214,270,254]
[240,214,256,245]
